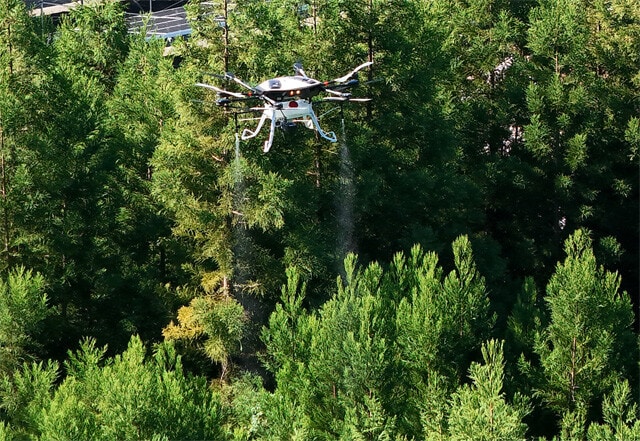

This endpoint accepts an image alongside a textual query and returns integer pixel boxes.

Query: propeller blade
[333,61,373,84]
[323,97,371,102]
[293,62,308,78]
[202,72,227,80]
[195,83,246,99]
[224,73,257,93]
[322,97,347,102]
[324,88,346,96]
[327,77,382,93]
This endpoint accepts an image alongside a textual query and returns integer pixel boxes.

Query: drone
[196,61,373,152]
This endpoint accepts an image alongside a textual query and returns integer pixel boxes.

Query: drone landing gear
[240,109,276,152]
[304,109,337,145]
[241,105,337,153]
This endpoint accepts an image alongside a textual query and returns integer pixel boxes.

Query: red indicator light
[289,101,299,108]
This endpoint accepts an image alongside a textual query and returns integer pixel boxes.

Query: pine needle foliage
[533,229,636,420]
[445,339,531,441]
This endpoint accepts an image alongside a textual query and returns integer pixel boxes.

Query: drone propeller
[323,96,371,102]
[224,72,258,95]
[332,61,373,84]
[325,85,371,97]
[293,62,308,78]
[195,82,246,99]
[202,72,228,80]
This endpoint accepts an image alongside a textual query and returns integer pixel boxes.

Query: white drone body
[197,62,372,152]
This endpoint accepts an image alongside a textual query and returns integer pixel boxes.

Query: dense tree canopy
[0,0,636,438]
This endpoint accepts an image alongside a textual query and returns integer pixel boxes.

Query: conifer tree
[531,229,636,426]
[260,236,494,439]
[1,337,225,440]
[522,0,639,285]
[0,358,59,439]
[0,0,50,271]
[302,255,398,438]
[441,340,530,441]
[163,294,247,380]
[587,379,640,440]
[394,239,493,435]
[23,1,177,352]
[0,267,50,373]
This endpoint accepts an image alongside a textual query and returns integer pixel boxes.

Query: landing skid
[241,104,336,152]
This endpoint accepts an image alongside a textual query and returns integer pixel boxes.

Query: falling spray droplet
[234,133,242,184]
[230,133,265,376]
[337,116,355,261]
[232,132,248,288]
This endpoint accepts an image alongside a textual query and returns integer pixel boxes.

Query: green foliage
[528,0,589,73]
[54,1,129,87]
[151,65,293,296]
[261,266,311,374]
[396,238,493,390]
[0,0,50,272]
[0,422,12,441]
[532,229,636,416]
[0,267,50,372]
[11,2,177,353]
[587,380,640,440]
[0,359,59,438]
[260,237,494,439]
[1,336,224,440]
[626,117,640,161]
[440,340,530,440]
[507,277,546,359]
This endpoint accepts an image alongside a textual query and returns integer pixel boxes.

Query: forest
[0,0,638,438]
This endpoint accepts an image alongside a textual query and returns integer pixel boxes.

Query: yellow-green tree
[163,294,247,380]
